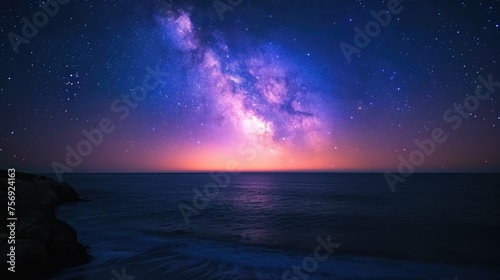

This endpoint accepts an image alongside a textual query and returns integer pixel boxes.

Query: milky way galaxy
[151,7,336,171]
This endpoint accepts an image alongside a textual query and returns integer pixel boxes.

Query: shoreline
[0,171,90,279]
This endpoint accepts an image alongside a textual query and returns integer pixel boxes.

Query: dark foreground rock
[0,171,90,279]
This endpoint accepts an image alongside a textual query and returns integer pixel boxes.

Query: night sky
[1,0,499,174]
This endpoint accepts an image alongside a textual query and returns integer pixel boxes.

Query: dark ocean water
[48,173,500,280]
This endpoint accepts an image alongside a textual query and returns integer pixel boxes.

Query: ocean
[48,173,500,279]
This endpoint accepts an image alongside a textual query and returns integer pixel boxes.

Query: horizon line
[18,170,500,175]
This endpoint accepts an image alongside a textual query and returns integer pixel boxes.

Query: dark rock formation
[0,171,90,279]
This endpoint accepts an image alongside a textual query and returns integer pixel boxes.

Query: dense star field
[0,0,499,174]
